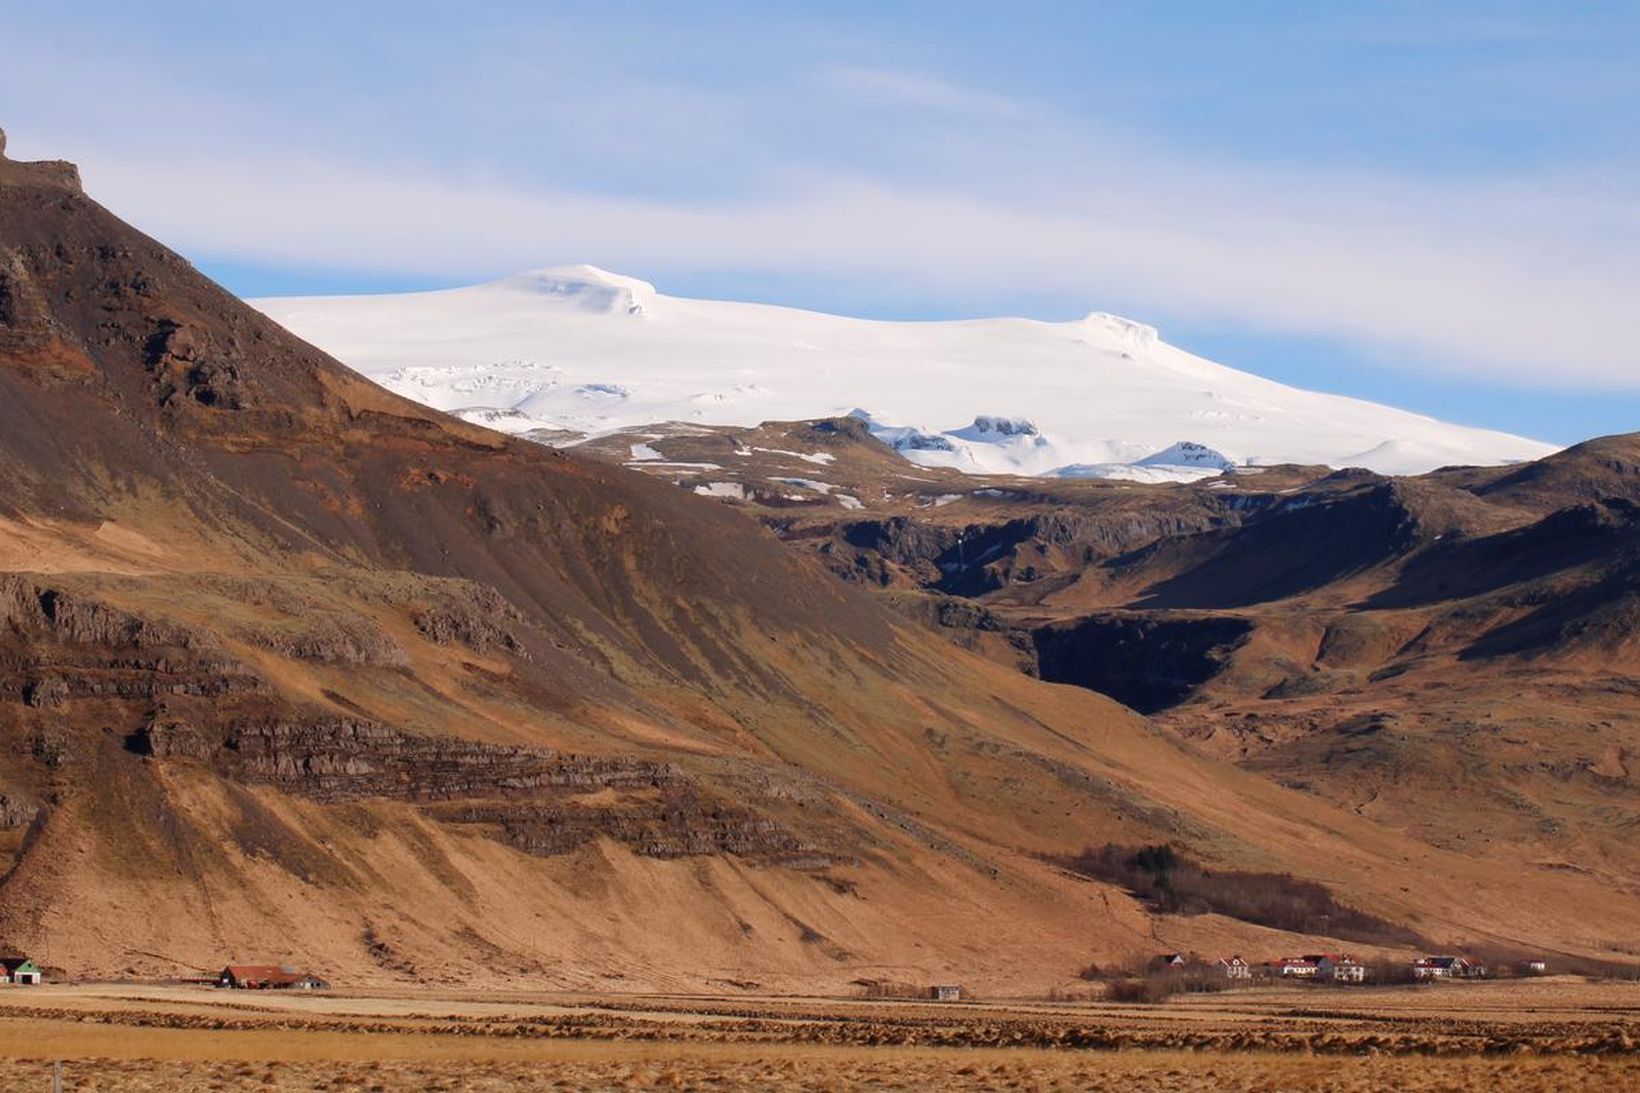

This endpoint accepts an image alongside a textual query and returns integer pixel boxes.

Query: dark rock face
[0,577,264,707]
[144,318,248,409]
[136,717,679,804]
[817,507,1237,593]
[1031,614,1254,714]
[0,793,38,830]
[428,790,834,866]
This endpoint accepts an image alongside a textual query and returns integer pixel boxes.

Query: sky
[4,1,1638,444]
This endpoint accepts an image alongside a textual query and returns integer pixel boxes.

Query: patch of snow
[625,461,721,472]
[771,477,837,495]
[1050,462,1222,484]
[693,481,746,500]
[752,447,837,465]
[837,494,865,510]
[628,442,662,461]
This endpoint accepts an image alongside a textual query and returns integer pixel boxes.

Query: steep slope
[709,427,1640,890]
[0,136,1632,992]
[251,265,1555,479]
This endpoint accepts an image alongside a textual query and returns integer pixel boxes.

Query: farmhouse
[0,957,42,985]
[1216,955,1252,979]
[1312,954,1366,983]
[1274,956,1320,978]
[1520,959,1549,976]
[217,964,328,990]
[1412,956,1474,980]
[1149,953,1188,971]
[930,985,962,1002]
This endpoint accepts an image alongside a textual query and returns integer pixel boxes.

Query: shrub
[1060,843,1421,947]
[1107,976,1177,1004]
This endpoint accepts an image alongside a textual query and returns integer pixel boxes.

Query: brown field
[0,978,1635,1091]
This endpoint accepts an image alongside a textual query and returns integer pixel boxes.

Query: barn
[218,964,326,990]
[0,957,42,985]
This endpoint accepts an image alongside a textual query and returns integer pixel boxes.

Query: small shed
[0,957,42,985]
[930,984,962,1002]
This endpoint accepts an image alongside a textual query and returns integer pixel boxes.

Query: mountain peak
[0,127,82,193]
[1082,310,1159,350]
[493,265,657,316]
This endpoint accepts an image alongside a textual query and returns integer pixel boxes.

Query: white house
[1316,955,1366,983]
[1413,956,1472,979]
[1217,955,1252,980]
[1275,957,1320,978]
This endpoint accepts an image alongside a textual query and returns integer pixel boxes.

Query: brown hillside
[2,134,1636,992]
[620,418,1640,896]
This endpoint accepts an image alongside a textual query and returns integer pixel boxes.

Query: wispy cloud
[66,120,1638,390]
[819,65,1031,119]
[6,9,1639,392]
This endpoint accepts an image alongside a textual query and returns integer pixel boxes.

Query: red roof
[222,964,303,984]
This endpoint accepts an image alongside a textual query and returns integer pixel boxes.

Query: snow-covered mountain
[252,265,1557,480]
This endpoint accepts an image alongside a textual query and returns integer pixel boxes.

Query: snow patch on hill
[252,267,1558,481]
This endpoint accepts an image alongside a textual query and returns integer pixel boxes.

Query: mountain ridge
[252,265,1556,481]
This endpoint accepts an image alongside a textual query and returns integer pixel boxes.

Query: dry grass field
[0,979,1635,1091]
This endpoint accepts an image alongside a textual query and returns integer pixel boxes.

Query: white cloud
[6,18,1637,393]
[71,137,1640,390]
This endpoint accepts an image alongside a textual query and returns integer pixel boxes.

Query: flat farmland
[0,978,1634,1091]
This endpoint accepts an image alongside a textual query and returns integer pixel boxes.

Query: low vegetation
[1106,971,1230,1004]
[1062,843,1422,946]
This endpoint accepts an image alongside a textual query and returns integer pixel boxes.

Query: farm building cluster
[1151,952,1535,984]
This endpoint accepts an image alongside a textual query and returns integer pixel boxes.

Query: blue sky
[5,1,1638,443]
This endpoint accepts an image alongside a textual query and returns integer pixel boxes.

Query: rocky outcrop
[0,129,82,193]
[0,578,212,650]
[129,715,839,866]
[133,717,679,803]
[800,506,1241,594]
[429,788,835,867]
[0,578,264,706]
[0,793,38,830]
[143,318,248,410]
[407,582,527,655]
